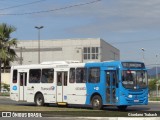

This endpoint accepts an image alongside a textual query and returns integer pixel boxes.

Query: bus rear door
[56,71,68,104]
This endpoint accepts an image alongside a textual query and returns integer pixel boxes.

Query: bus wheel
[35,93,44,106]
[91,95,102,110]
[117,105,127,111]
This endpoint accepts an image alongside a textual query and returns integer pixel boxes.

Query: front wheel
[35,93,44,106]
[91,95,102,110]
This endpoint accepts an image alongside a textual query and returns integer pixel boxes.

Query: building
[12,38,120,65]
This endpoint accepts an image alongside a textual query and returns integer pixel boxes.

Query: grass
[149,97,160,101]
[0,104,128,117]
[0,92,9,96]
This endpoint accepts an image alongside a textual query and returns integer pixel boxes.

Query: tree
[148,79,157,91]
[0,23,18,92]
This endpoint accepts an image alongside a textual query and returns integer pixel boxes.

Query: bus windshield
[122,70,147,89]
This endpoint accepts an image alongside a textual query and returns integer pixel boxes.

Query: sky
[0,0,160,67]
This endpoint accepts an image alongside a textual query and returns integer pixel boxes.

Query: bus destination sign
[122,62,145,68]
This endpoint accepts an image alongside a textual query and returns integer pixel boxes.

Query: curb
[149,101,160,103]
[0,96,10,99]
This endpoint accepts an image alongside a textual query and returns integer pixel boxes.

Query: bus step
[57,102,67,105]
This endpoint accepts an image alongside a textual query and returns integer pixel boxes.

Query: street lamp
[35,26,43,64]
[141,48,145,63]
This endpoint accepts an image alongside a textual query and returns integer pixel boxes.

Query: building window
[83,47,99,60]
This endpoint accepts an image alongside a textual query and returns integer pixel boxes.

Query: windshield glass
[122,70,147,89]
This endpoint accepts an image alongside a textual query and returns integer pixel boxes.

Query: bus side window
[76,68,87,83]
[12,70,17,83]
[88,67,100,83]
[29,69,41,83]
[41,69,54,83]
[69,68,75,83]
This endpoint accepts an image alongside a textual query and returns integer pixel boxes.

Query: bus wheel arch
[90,93,103,110]
[34,92,45,106]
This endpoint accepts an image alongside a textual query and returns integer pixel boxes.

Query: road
[0,96,159,119]
[0,96,159,111]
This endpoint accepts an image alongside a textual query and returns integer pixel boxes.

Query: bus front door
[56,72,68,103]
[106,71,117,104]
[19,72,27,101]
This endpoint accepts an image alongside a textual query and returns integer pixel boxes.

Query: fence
[149,90,160,97]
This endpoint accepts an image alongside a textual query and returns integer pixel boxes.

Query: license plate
[134,100,139,102]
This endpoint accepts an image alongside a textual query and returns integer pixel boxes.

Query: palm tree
[0,23,18,92]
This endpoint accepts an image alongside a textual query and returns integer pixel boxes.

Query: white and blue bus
[10,60,148,110]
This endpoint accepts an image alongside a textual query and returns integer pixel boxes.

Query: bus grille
[125,89,147,104]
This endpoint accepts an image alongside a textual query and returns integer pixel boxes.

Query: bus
[10,60,148,110]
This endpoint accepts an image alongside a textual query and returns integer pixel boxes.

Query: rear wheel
[91,95,102,110]
[117,105,127,111]
[35,93,44,106]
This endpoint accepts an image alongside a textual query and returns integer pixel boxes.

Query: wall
[100,39,120,61]
[1,73,10,85]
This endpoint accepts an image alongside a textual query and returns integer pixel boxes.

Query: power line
[0,0,101,15]
[0,0,46,11]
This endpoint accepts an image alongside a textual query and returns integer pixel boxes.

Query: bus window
[20,73,27,86]
[88,67,100,83]
[29,69,41,83]
[76,68,87,83]
[106,72,110,86]
[64,72,68,86]
[112,72,116,86]
[69,68,75,83]
[57,72,62,86]
[12,70,17,83]
[41,69,54,83]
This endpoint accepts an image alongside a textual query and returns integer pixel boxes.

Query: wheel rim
[37,97,43,105]
[93,99,100,107]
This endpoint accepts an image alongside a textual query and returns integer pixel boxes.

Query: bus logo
[41,86,55,91]
[12,86,17,91]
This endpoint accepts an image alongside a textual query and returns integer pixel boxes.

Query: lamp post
[156,83,159,97]
[141,48,145,63]
[35,26,43,64]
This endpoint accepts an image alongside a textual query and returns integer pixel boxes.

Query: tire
[35,93,44,106]
[91,95,102,110]
[117,105,127,111]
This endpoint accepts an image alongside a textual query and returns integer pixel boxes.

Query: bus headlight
[128,95,132,98]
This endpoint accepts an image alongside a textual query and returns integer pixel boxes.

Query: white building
[13,38,120,65]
